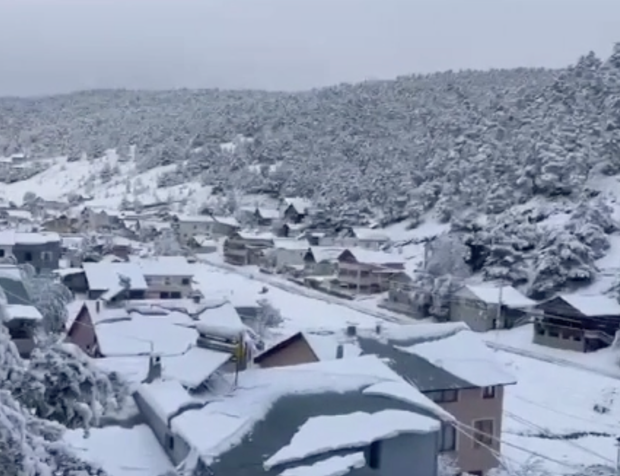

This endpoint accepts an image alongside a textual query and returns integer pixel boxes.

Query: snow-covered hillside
[2,44,620,302]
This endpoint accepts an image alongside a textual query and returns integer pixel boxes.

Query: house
[450,284,536,332]
[302,246,344,276]
[175,214,240,242]
[187,235,217,254]
[342,227,391,250]
[82,261,148,300]
[0,231,62,272]
[134,355,444,476]
[0,209,34,226]
[266,239,310,271]
[240,206,281,227]
[131,256,194,299]
[533,294,620,352]
[223,231,274,266]
[379,276,425,319]
[80,207,124,232]
[64,300,100,356]
[357,323,515,476]
[250,322,515,476]
[55,268,89,294]
[336,248,405,294]
[254,331,360,368]
[278,222,306,238]
[0,265,42,357]
[282,197,312,224]
[42,214,78,233]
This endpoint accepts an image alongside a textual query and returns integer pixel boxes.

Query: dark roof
[357,334,471,392]
[205,390,436,476]
[0,276,33,305]
[253,332,313,364]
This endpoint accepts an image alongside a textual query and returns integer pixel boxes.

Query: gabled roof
[339,248,404,266]
[254,331,360,364]
[164,355,443,473]
[357,322,515,390]
[284,197,312,214]
[351,227,389,242]
[556,294,620,317]
[82,262,147,291]
[463,284,536,309]
[130,256,193,277]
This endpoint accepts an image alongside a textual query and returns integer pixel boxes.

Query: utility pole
[616,436,620,475]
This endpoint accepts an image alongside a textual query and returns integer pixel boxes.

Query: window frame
[426,389,459,403]
[472,418,494,449]
[439,423,457,452]
[482,386,496,399]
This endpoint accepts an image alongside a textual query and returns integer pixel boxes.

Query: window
[482,386,496,399]
[171,292,182,299]
[439,423,457,452]
[41,251,53,261]
[24,251,33,262]
[160,292,170,299]
[367,441,381,469]
[0,249,4,257]
[473,419,494,448]
[164,277,171,285]
[181,278,190,286]
[166,434,174,450]
[426,389,459,403]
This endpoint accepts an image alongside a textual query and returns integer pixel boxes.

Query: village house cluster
[0,189,615,475]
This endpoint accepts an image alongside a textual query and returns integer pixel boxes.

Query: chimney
[336,344,344,359]
[375,323,382,335]
[145,354,162,383]
[346,325,357,337]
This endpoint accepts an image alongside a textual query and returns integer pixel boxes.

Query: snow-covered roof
[464,284,536,309]
[95,315,195,356]
[303,333,361,361]
[309,247,345,263]
[63,425,174,476]
[257,207,281,219]
[397,327,516,388]
[0,264,24,281]
[15,231,61,245]
[351,227,389,242]
[82,262,148,291]
[278,453,365,476]
[163,346,233,389]
[265,410,439,469]
[54,268,84,278]
[3,304,42,321]
[559,294,620,317]
[131,256,193,277]
[177,214,240,227]
[196,300,245,335]
[237,231,274,241]
[341,248,404,266]
[169,355,441,465]
[135,379,196,422]
[273,238,311,251]
[284,198,312,213]
[6,209,33,221]
[65,300,86,330]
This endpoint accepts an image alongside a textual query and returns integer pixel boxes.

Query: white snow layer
[162,346,232,389]
[264,410,439,469]
[362,381,454,422]
[136,379,196,421]
[560,294,620,317]
[465,284,535,308]
[399,328,516,388]
[169,355,425,464]
[279,453,366,476]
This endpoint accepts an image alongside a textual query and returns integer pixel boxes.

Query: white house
[175,215,240,242]
[131,256,194,299]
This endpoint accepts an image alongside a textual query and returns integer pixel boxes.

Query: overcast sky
[0,0,618,96]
